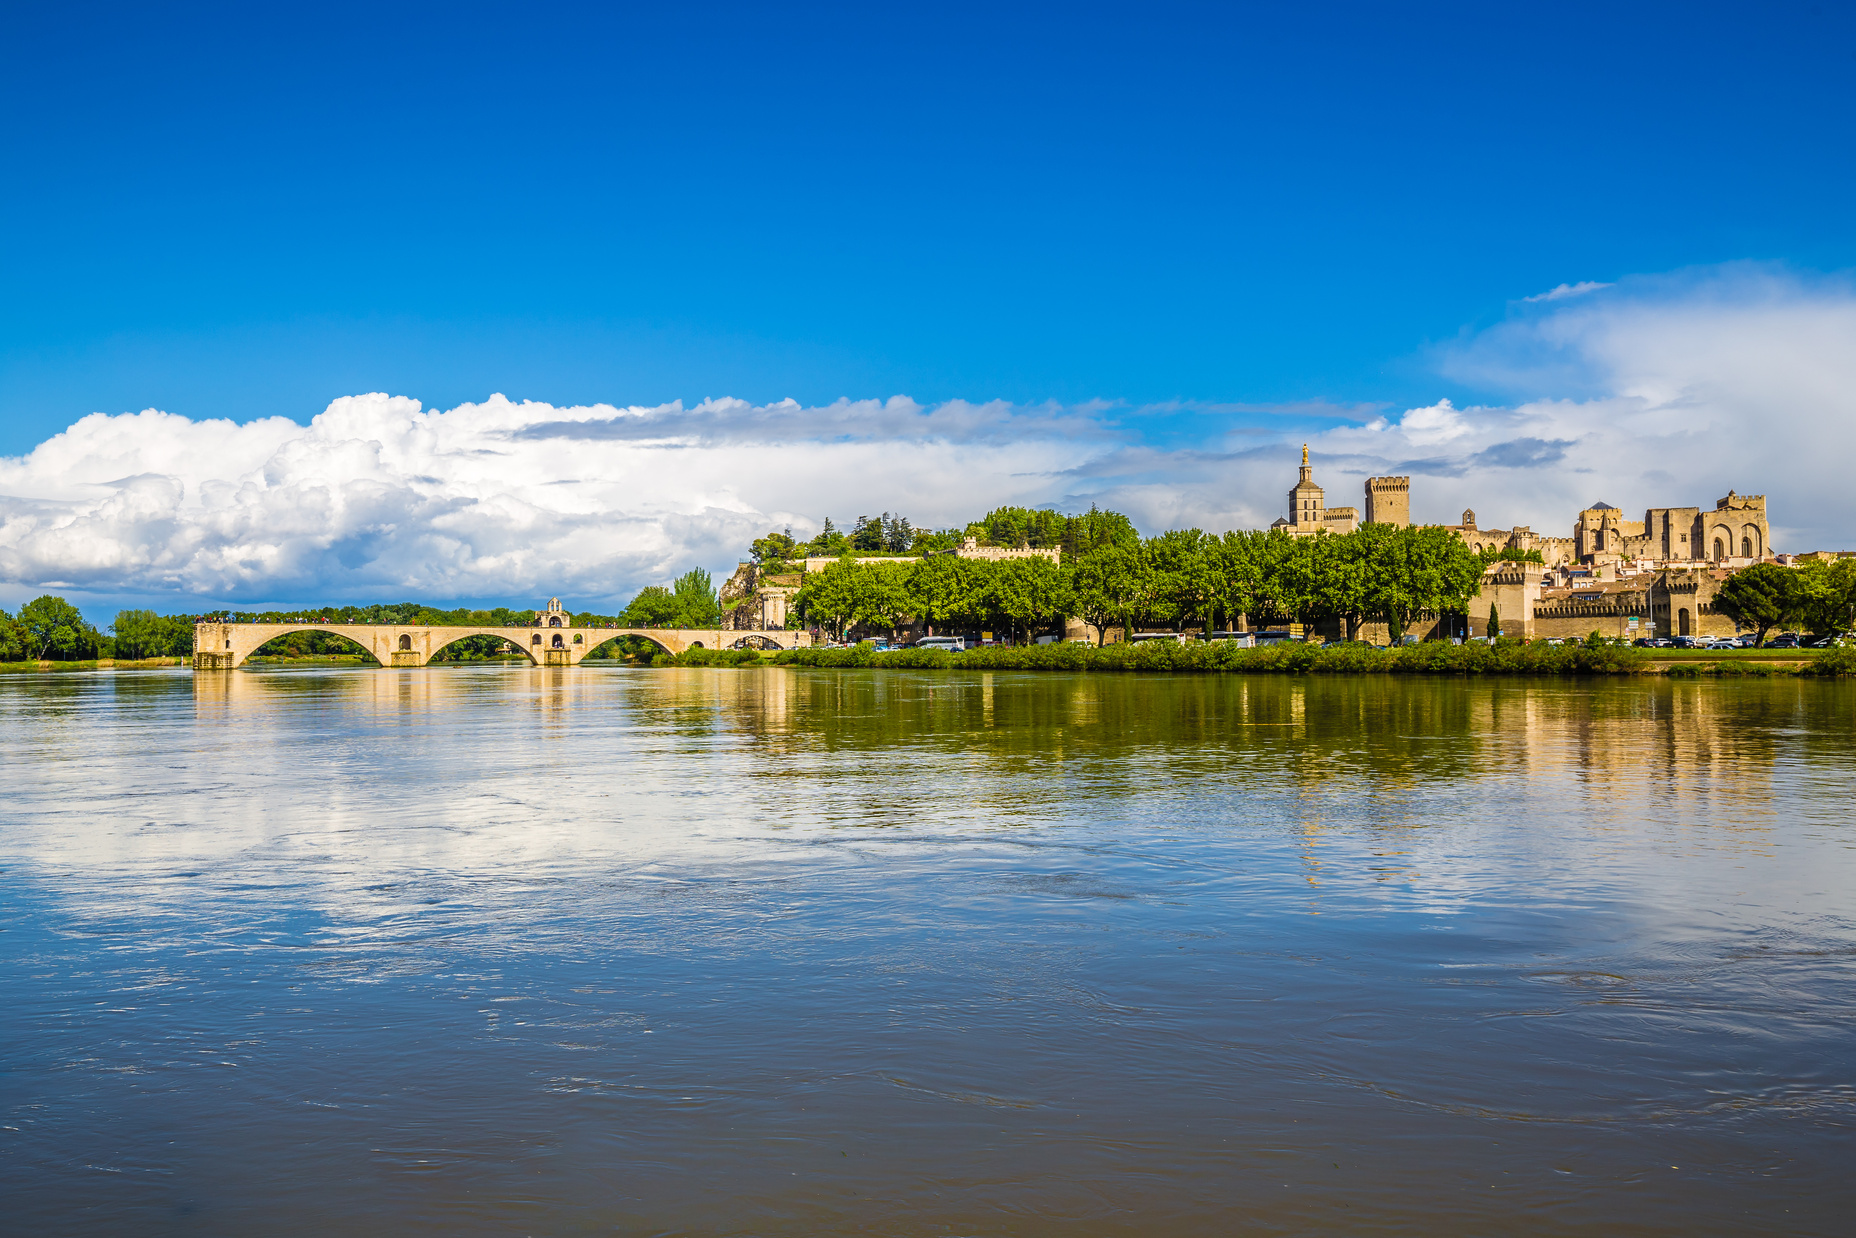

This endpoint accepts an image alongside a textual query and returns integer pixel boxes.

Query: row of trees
[791,523,1492,644]
[753,504,1143,564]
[1713,559,1856,645]
[1,597,193,662]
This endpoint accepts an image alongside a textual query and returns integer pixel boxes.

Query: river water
[2,666,1852,1235]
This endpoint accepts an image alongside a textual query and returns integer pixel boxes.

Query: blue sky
[6,2,1854,446]
[3,2,1855,611]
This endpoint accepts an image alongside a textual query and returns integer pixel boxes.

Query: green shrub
[769,638,1651,676]
[1800,646,1856,677]
[666,647,765,667]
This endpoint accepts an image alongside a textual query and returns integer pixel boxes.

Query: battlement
[1363,475,1411,527]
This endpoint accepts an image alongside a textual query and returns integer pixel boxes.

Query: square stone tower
[1364,476,1410,527]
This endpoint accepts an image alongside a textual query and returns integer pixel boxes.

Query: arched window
[1679,608,1691,636]
[1741,536,1752,558]
[551,634,565,648]
[398,634,412,650]
[1713,538,1725,561]
[549,616,562,627]
[572,633,583,644]
[531,634,541,645]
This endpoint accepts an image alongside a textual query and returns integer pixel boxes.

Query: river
[2,666,1852,1235]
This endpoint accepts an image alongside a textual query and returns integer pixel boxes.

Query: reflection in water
[3,665,1853,1236]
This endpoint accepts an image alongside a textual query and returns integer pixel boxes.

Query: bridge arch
[586,631,676,659]
[246,624,378,662]
[426,630,539,665]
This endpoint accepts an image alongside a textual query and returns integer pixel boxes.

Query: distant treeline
[751,504,1139,563]
[0,597,192,662]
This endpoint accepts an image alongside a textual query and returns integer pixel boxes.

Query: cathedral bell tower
[1288,443,1325,528]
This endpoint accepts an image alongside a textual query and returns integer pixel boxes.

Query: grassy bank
[0,657,188,672]
[761,642,1856,677]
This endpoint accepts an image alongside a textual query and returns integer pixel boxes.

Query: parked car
[1128,632,1188,644]
[1766,633,1802,649]
[1807,635,1852,648]
[912,636,966,651]
[1253,631,1302,647]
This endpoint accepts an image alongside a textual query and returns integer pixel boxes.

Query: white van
[913,635,966,651]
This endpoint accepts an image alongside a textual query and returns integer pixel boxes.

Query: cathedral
[1272,449,1774,569]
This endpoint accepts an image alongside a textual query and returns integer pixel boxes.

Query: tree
[1486,603,1500,640]
[1147,529,1217,635]
[1363,526,1487,643]
[751,528,798,563]
[804,518,849,557]
[849,515,886,552]
[853,562,915,639]
[983,557,1074,644]
[1713,563,1802,646]
[906,554,977,636]
[111,608,191,657]
[795,556,862,641]
[619,586,682,628]
[881,513,915,553]
[973,506,1067,549]
[0,607,27,662]
[18,595,99,661]
[1063,505,1140,557]
[1795,559,1856,636]
[1069,544,1149,644]
[672,569,721,628]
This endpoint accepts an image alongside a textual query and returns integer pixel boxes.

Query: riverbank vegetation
[764,641,1856,677]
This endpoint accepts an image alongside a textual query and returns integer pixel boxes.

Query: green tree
[972,505,1067,549]
[982,556,1074,644]
[750,528,798,563]
[906,554,978,636]
[853,562,915,639]
[1069,544,1149,644]
[620,586,682,628]
[1148,529,1217,635]
[1486,603,1501,640]
[1363,525,1487,643]
[1063,504,1140,557]
[1712,562,1802,646]
[804,517,849,557]
[795,556,862,641]
[111,609,181,659]
[0,607,27,661]
[1795,559,1856,636]
[672,569,721,628]
[18,595,99,661]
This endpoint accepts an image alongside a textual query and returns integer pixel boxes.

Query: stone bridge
[192,621,810,669]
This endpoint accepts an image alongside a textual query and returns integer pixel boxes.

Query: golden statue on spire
[1302,443,1309,466]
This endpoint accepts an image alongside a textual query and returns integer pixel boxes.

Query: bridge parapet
[192,621,811,669]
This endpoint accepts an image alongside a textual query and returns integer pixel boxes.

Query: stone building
[944,537,1062,564]
[1269,445,1360,536]
[1363,476,1410,527]
[719,563,800,631]
[533,597,573,626]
